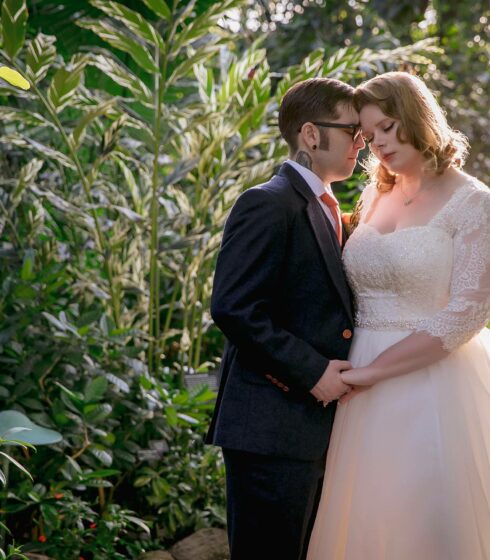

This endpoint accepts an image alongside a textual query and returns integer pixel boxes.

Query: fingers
[328,360,352,372]
[337,360,352,370]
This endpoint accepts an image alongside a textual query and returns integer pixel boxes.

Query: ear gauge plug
[312,144,317,150]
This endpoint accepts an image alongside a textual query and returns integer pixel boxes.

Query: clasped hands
[310,360,377,406]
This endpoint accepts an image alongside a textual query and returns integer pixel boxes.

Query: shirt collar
[286,159,335,198]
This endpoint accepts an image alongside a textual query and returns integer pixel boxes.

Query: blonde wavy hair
[354,72,469,192]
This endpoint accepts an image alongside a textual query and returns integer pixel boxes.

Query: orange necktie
[319,191,342,245]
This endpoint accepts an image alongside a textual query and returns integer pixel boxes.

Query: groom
[206,78,365,560]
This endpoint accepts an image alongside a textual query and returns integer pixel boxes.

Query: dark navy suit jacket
[206,163,354,461]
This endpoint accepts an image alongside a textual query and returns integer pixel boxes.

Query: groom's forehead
[334,102,359,121]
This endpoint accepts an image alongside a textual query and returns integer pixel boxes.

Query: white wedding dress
[307,175,490,560]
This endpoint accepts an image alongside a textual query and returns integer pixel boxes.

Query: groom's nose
[354,134,365,149]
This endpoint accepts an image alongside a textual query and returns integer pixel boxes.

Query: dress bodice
[342,177,490,351]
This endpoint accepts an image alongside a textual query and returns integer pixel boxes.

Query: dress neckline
[362,181,470,236]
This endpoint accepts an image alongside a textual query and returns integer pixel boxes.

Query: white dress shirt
[286,159,339,231]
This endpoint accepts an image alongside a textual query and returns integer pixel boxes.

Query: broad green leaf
[81,469,120,479]
[88,53,152,104]
[84,376,108,403]
[165,406,178,426]
[83,478,113,487]
[40,503,60,528]
[25,33,57,84]
[90,0,165,52]
[77,18,158,74]
[141,0,171,21]
[1,0,28,58]
[48,59,85,113]
[20,248,35,281]
[0,66,29,89]
[89,446,113,466]
[71,97,118,148]
[83,403,112,423]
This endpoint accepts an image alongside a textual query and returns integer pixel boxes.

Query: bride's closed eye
[362,122,395,144]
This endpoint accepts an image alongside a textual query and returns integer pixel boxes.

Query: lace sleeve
[415,186,490,351]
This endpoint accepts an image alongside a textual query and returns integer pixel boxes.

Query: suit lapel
[279,163,353,323]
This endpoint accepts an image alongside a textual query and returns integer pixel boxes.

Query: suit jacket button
[342,329,353,339]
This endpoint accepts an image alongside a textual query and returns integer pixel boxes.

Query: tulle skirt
[307,327,490,560]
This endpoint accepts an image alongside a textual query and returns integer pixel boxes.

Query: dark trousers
[222,448,325,560]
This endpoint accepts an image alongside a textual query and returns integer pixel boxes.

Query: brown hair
[279,78,355,153]
[354,72,469,192]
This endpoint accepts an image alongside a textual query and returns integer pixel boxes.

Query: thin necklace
[398,181,432,206]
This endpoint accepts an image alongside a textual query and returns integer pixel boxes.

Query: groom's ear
[298,122,319,151]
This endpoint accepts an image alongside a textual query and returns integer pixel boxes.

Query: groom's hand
[310,360,352,404]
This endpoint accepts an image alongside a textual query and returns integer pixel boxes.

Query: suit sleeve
[211,187,328,393]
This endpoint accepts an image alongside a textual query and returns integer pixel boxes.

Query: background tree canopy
[0,0,487,557]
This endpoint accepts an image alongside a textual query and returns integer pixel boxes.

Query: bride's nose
[371,134,385,149]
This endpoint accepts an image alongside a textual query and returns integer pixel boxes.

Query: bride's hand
[338,367,377,404]
[340,366,377,386]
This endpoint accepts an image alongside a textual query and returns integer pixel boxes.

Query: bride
[307,72,490,559]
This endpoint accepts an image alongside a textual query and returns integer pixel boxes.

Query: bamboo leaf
[48,57,86,113]
[113,205,144,222]
[77,18,158,74]
[113,155,143,214]
[167,46,219,87]
[0,107,55,129]
[276,48,325,99]
[1,0,28,58]
[171,0,241,57]
[90,0,165,52]
[0,134,76,169]
[25,33,57,84]
[71,97,118,148]
[141,0,171,21]
[88,53,152,105]
[11,158,43,204]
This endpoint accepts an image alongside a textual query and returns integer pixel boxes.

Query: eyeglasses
[298,122,362,142]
